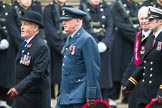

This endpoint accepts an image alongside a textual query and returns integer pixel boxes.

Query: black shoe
[111,105,117,108]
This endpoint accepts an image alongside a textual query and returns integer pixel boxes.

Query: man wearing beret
[55,7,102,108]
[7,10,51,108]
[122,6,162,108]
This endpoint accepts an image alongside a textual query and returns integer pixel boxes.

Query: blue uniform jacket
[57,27,102,105]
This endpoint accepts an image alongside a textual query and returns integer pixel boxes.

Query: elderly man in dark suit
[7,10,51,108]
[55,7,102,108]
[123,6,162,108]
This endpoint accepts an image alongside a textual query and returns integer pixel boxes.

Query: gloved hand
[0,39,9,50]
[156,95,162,104]
[98,42,107,53]
[87,98,96,108]
[122,86,131,96]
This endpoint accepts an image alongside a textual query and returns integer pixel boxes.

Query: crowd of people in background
[1,0,162,108]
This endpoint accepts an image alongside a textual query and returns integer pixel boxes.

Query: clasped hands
[87,98,96,108]
[7,88,19,100]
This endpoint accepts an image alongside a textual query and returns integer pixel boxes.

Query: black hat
[147,6,162,19]
[60,7,87,20]
[20,10,43,28]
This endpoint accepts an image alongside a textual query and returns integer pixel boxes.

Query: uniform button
[66,48,68,50]
[142,79,145,82]
[62,63,64,66]
[144,60,147,63]
[78,79,81,82]
[102,15,106,19]
[143,66,146,69]
[64,55,66,58]
[150,68,153,71]
[100,8,103,11]
[149,81,152,84]
[150,61,153,65]
[150,74,152,77]
[102,24,105,28]
[143,73,145,76]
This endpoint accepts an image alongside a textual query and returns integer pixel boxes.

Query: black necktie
[141,34,145,42]
[21,41,27,50]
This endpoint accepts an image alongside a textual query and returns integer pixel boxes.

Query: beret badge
[62,10,65,16]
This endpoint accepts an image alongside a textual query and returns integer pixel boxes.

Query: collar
[70,26,81,38]
[154,28,162,39]
[142,30,152,38]
[25,35,35,45]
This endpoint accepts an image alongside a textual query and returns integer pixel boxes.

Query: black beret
[60,7,87,20]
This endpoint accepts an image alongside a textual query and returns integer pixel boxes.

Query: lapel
[144,32,162,57]
[16,33,39,61]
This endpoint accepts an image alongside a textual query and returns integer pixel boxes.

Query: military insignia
[140,46,145,55]
[156,41,162,51]
[20,53,31,66]
[26,44,32,49]
[69,44,76,55]
[20,54,31,66]
[62,10,65,16]
[152,40,156,47]
[148,8,151,16]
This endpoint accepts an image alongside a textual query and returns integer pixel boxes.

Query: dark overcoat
[12,33,51,108]
[0,1,16,89]
[43,2,66,84]
[80,0,114,89]
[110,0,140,82]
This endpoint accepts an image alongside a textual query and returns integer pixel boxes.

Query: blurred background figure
[79,0,114,106]
[142,0,162,9]
[43,0,69,107]
[31,0,43,15]
[110,0,140,107]
[0,1,15,108]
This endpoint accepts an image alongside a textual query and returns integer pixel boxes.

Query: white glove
[98,42,107,53]
[0,39,9,50]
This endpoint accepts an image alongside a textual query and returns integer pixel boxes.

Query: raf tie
[21,41,27,51]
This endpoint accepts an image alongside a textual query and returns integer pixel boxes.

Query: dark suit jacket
[12,32,51,108]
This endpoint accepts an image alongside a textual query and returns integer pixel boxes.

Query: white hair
[138,6,149,18]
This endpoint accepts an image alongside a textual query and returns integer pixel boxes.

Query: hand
[86,98,96,108]
[7,88,19,100]
[122,86,131,96]
[157,95,162,104]
[98,42,107,53]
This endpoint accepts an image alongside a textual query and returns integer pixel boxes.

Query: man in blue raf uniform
[123,6,162,108]
[7,10,51,108]
[56,7,102,108]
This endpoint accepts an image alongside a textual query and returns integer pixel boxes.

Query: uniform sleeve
[82,37,101,99]
[124,64,144,90]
